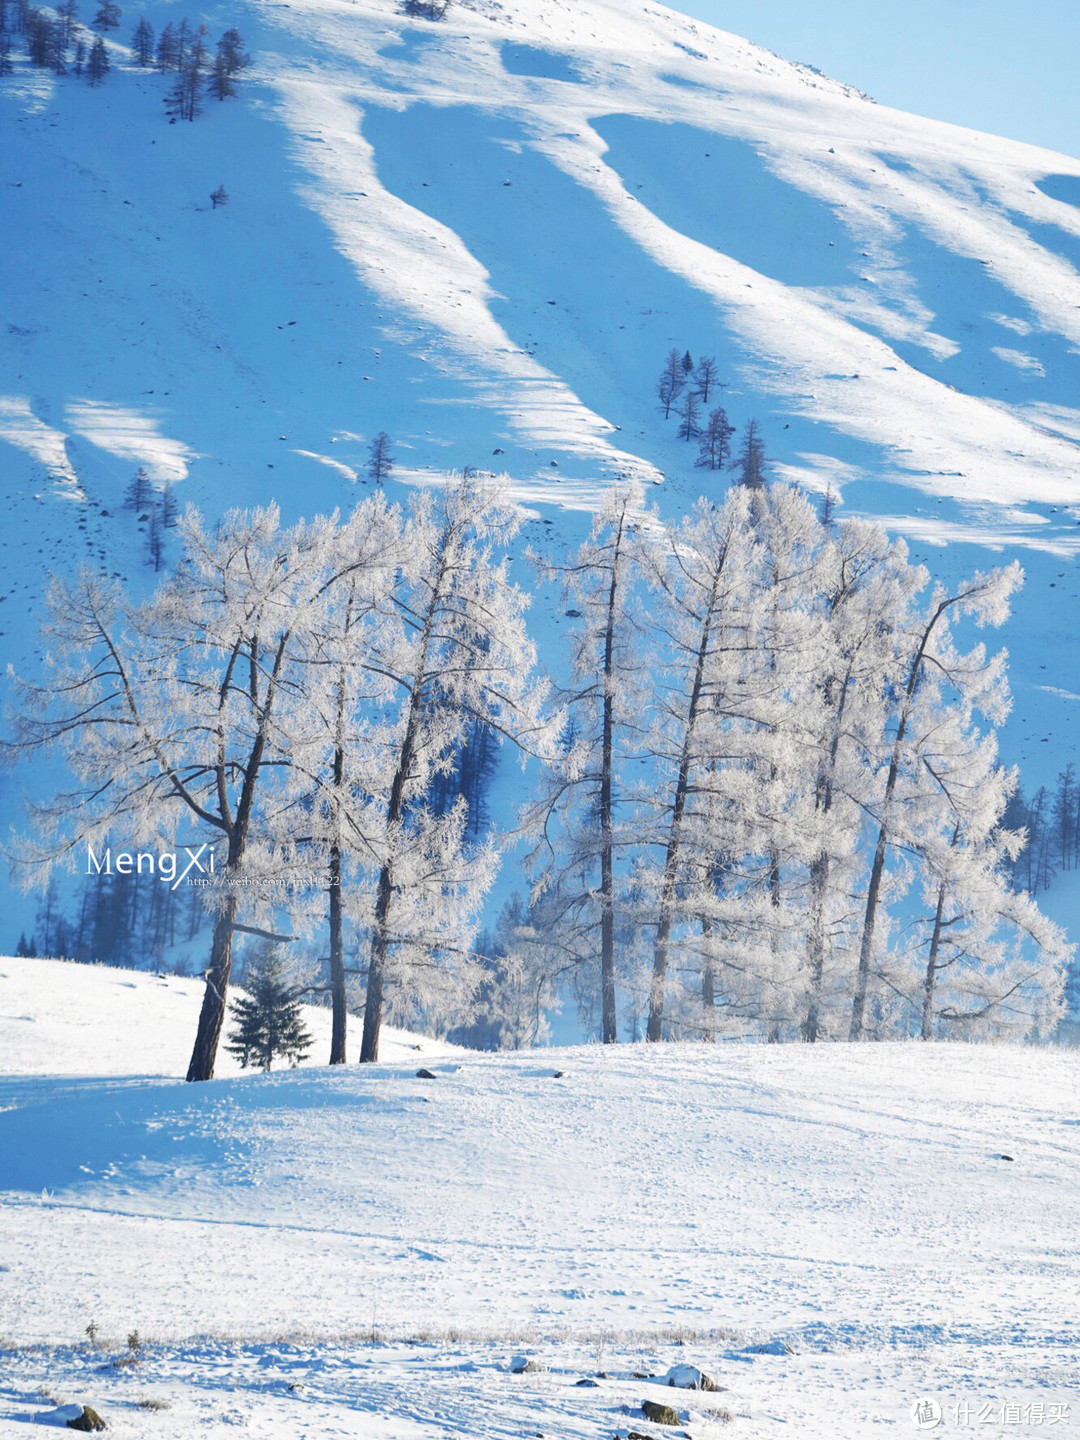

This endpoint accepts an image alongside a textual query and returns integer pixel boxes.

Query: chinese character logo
[911,1398,943,1430]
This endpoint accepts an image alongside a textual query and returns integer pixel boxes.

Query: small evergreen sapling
[226,949,312,1072]
[367,430,392,486]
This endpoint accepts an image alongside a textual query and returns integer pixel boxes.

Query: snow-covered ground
[1,958,1077,1435]
[0,956,456,1078]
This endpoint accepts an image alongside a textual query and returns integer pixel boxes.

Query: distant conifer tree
[368,431,393,486]
[161,482,178,528]
[208,50,234,99]
[154,20,177,70]
[695,406,735,470]
[693,355,720,404]
[56,0,78,44]
[215,24,248,74]
[657,347,685,419]
[92,0,119,28]
[735,418,767,488]
[86,33,109,82]
[130,13,153,63]
[124,466,151,512]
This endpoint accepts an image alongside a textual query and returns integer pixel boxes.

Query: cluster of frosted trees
[9,480,549,1079]
[521,481,1069,1048]
[7,476,1070,1077]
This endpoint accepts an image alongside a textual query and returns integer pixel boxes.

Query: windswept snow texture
[1,962,1078,1437]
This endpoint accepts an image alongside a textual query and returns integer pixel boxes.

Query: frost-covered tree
[91,0,118,27]
[282,494,403,1064]
[5,505,331,1081]
[638,489,770,1041]
[356,475,551,1062]
[525,482,650,1044]
[848,562,1024,1039]
[799,518,920,1041]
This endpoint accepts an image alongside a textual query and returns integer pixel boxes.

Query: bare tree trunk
[598,513,625,1046]
[920,882,947,1040]
[701,915,716,1042]
[803,852,828,1042]
[328,835,347,1064]
[327,647,350,1064]
[850,597,957,1040]
[186,893,238,1081]
[360,549,447,1064]
[647,573,719,1042]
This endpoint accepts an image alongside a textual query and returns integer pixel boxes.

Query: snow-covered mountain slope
[1,957,1077,1433]
[4,0,1080,931]
[0,955,456,1076]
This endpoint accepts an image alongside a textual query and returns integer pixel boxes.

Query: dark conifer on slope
[86,33,108,83]
[226,948,313,1072]
[130,13,152,64]
[735,417,767,488]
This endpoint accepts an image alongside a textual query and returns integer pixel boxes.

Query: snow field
[1,959,1078,1434]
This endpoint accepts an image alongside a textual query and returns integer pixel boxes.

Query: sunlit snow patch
[65,400,195,485]
[0,395,80,493]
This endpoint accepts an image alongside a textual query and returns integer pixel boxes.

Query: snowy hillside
[4,0,1080,953]
[1,956,1078,1434]
[0,955,456,1075]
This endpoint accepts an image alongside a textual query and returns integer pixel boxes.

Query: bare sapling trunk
[359,550,447,1064]
[920,881,947,1040]
[598,513,625,1045]
[647,567,722,1042]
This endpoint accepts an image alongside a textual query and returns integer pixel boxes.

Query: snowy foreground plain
[1,960,1078,1436]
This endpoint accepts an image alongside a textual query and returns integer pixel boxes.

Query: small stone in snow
[642,1399,682,1425]
[67,1405,108,1431]
[510,1355,544,1373]
[416,1068,437,1080]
